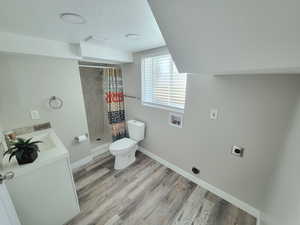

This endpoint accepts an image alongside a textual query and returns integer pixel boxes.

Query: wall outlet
[169,112,183,128]
[30,110,40,120]
[210,109,218,120]
[192,167,200,174]
[231,146,244,157]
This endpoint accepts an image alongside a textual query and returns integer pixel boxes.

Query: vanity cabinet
[2,129,80,225]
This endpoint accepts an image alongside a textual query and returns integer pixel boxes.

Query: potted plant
[4,138,42,165]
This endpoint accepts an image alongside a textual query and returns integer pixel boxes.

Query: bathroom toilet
[109,120,145,170]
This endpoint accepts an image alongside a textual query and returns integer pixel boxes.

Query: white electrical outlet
[210,109,218,120]
[30,110,40,120]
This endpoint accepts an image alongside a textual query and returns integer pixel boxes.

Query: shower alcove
[79,62,112,149]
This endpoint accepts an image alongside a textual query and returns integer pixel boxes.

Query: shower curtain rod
[79,65,117,69]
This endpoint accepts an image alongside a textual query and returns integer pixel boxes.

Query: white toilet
[109,120,145,170]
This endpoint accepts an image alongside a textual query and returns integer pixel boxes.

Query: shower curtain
[104,68,126,141]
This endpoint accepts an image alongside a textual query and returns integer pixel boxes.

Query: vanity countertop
[1,129,69,178]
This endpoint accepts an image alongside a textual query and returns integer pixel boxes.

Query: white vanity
[1,129,80,225]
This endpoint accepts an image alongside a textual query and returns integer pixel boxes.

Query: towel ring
[49,96,63,109]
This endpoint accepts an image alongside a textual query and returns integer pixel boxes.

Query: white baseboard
[90,143,110,156]
[139,147,261,225]
[71,143,109,171]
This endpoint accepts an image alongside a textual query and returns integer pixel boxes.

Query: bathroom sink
[1,129,69,177]
[20,133,55,151]
[19,132,56,151]
[2,128,80,225]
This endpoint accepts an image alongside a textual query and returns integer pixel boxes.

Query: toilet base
[113,150,137,170]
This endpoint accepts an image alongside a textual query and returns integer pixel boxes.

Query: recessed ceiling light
[125,33,140,39]
[60,13,86,24]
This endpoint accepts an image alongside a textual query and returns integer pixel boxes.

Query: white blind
[142,54,187,110]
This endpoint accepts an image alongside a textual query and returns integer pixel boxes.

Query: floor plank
[65,152,257,225]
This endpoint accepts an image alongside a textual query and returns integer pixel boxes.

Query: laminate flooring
[66,152,256,225]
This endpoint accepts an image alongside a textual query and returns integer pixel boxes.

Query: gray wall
[0,53,90,162]
[122,47,300,209]
[262,98,300,225]
[79,68,105,142]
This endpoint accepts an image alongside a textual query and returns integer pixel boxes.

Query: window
[141,54,187,111]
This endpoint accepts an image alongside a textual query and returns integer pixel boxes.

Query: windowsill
[142,102,184,114]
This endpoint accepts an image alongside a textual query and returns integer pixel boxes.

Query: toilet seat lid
[110,138,137,151]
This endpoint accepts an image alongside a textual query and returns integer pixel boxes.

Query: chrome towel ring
[49,96,63,109]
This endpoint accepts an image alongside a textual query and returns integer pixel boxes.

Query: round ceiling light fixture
[125,33,140,39]
[60,13,86,24]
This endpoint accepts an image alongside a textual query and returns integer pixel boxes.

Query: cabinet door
[7,159,80,225]
[0,175,21,225]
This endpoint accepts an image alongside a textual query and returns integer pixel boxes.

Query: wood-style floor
[66,152,256,225]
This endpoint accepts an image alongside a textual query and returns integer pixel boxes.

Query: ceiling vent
[60,13,86,24]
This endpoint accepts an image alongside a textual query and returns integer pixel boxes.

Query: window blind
[142,54,187,110]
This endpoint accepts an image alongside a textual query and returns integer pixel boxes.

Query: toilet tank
[127,120,145,142]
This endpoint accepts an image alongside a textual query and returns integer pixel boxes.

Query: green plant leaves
[25,138,33,144]
[28,141,43,145]
[4,137,43,163]
[9,151,16,162]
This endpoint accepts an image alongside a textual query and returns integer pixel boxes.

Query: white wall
[122,47,300,210]
[148,0,300,74]
[0,53,90,162]
[262,98,300,225]
[0,119,5,168]
[80,43,133,63]
[0,32,133,63]
[0,32,80,60]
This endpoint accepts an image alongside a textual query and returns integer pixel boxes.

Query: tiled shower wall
[79,68,109,142]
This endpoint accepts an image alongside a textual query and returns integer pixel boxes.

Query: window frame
[141,52,187,113]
